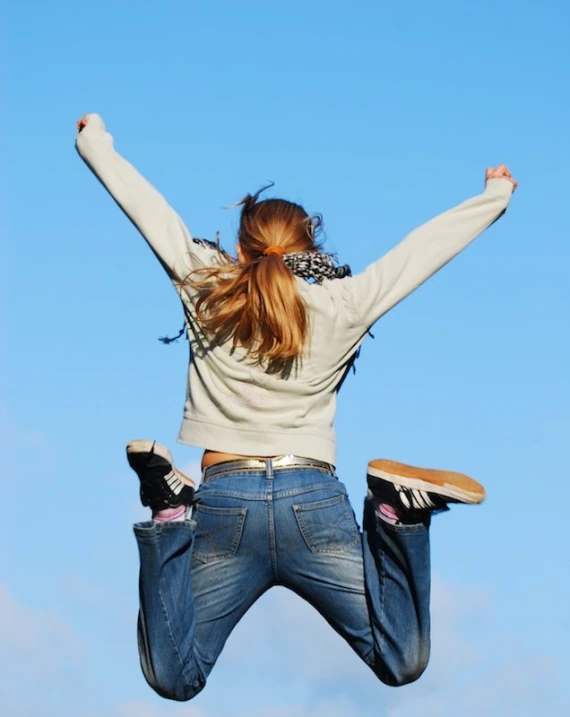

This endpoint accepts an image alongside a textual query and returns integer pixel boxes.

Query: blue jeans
[134,462,431,701]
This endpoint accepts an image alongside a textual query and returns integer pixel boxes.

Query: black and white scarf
[190,237,352,283]
[159,237,353,344]
[282,250,351,282]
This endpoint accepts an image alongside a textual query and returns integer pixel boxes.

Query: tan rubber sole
[367,458,485,504]
[126,439,196,488]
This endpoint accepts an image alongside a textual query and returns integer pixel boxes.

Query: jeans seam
[157,548,195,691]
[267,460,280,580]
[196,489,267,501]
[378,545,386,661]
[274,482,344,500]
[197,483,344,502]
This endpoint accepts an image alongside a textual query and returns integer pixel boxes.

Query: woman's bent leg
[277,472,431,687]
[135,484,272,701]
[361,495,431,685]
[135,520,201,701]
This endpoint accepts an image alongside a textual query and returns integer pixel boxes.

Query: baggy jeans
[134,462,431,701]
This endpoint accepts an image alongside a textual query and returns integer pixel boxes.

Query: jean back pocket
[293,494,360,555]
[192,504,247,564]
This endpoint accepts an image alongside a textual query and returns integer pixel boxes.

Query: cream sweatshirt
[76,114,514,464]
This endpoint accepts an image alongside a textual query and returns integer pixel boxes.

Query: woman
[76,113,516,701]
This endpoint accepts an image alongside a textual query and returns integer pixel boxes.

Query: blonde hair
[187,190,322,370]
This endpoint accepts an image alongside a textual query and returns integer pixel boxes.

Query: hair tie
[263,245,285,257]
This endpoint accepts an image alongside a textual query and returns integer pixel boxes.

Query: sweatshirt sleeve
[75,113,217,278]
[341,178,514,329]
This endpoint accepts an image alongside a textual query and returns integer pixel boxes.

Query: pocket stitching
[192,505,247,564]
[293,495,359,555]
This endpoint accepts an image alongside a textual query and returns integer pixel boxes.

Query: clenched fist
[486,164,518,192]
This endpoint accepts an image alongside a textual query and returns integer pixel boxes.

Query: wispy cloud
[0,582,84,716]
[2,570,568,717]
[0,403,54,477]
[206,575,490,715]
[247,696,381,717]
[388,653,570,717]
[0,582,80,660]
[112,701,210,717]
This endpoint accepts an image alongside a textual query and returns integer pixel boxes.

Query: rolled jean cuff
[378,519,430,535]
[133,519,197,538]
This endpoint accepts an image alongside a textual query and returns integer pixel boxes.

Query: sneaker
[126,440,196,511]
[367,458,485,521]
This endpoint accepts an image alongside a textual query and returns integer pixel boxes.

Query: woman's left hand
[485,164,518,192]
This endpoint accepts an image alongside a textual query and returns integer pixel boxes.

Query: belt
[202,454,335,483]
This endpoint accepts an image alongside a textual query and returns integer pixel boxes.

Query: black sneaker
[126,440,196,511]
[367,458,485,521]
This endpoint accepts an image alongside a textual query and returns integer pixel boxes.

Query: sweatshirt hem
[177,417,337,466]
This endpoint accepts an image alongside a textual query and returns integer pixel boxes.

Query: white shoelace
[396,484,439,511]
[165,470,185,496]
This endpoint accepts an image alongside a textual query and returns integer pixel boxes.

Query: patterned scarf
[159,238,353,344]
[283,251,351,282]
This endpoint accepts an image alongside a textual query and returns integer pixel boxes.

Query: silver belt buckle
[272,454,299,469]
[272,454,333,473]
[203,454,333,482]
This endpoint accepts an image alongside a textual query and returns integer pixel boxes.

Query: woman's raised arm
[76,114,216,278]
[342,167,517,330]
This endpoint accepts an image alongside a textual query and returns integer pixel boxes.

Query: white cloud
[424,576,488,677]
[112,695,380,717]
[0,582,80,660]
[113,701,210,717]
[221,586,377,689]
[204,575,494,716]
[221,576,488,692]
[0,404,54,477]
[59,574,135,624]
[248,696,380,717]
[388,653,570,717]
[2,571,568,717]
[0,582,84,716]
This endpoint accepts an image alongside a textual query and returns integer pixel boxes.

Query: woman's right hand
[76,115,89,133]
[486,164,518,192]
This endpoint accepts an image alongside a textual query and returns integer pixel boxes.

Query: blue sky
[3,0,570,715]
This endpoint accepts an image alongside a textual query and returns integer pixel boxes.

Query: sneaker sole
[367,459,485,505]
[126,439,196,488]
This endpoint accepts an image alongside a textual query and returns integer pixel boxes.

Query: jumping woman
[76,113,516,701]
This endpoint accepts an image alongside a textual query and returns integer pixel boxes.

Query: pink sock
[152,505,188,522]
[375,502,401,525]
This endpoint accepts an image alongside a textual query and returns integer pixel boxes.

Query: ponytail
[188,191,320,370]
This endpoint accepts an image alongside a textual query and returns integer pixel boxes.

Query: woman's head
[189,187,323,372]
[236,194,321,263]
